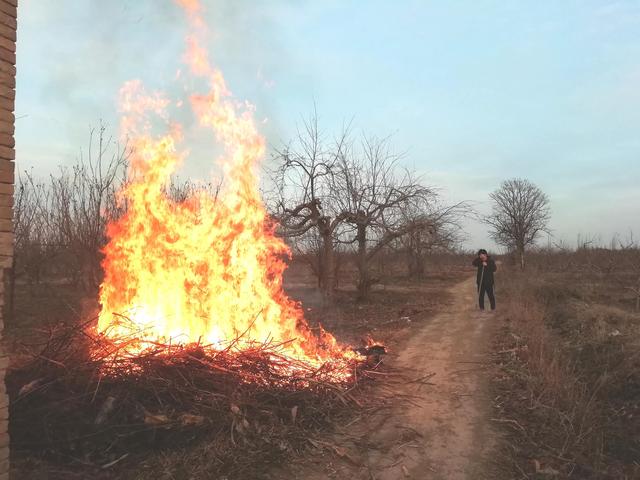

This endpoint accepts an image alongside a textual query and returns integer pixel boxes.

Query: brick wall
[0,0,15,478]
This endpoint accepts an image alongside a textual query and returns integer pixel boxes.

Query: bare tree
[333,135,437,299]
[8,172,55,318]
[399,199,468,278]
[271,114,464,300]
[13,172,48,285]
[269,113,350,299]
[611,230,638,250]
[485,178,550,269]
[10,124,130,304]
[48,124,129,291]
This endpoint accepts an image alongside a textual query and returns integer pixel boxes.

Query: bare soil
[270,277,502,480]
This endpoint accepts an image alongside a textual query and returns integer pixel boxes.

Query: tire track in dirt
[274,277,500,479]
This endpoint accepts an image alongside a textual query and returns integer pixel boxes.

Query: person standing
[472,249,497,311]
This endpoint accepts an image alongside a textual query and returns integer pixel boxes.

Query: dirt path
[274,277,500,480]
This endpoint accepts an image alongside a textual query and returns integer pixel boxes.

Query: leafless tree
[13,172,47,284]
[9,172,55,317]
[269,113,350,299]
[48,124,130,291]
[333,135,437,299]
[271,113,470,299]
[611,230,638,250]
[10,124,130,305]
[399,199,468,278]
[485,178,550,269]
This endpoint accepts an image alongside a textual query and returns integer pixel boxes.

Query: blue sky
[15,0,640,249]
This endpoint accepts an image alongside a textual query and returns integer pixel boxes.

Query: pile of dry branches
[7,322,374,477]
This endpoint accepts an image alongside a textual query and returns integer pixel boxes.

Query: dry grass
[492,251,640,479]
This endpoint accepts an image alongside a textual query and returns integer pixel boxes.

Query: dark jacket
[472,256,497,286]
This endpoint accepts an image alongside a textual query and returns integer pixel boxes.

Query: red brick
[0,35,12,53]
[0,46,14,65]
[0,23,14,43]
[0,94,13,112]
[0,11,16,30]
[0,71,13,89]
[0,83,13,100]
[0,169,12,183]
[0,134,13,149]
[0,120,11,136]
[0,146,12,160]
[0,255,11,267]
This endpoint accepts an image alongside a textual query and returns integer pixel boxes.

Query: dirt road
[274,277,500,479]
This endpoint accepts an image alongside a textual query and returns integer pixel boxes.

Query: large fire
[96,0,353,366]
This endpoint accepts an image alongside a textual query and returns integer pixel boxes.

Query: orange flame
[97,0,352,366]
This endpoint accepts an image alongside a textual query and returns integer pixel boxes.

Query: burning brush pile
[7,0,382,476]
[7,322,375,476]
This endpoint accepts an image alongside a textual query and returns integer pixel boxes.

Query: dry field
[491,249,640,479]
[9,248,638,479]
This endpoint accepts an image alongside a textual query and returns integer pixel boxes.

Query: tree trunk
[319,229,335,301]
[517,244,526,270]
[413,237,425,278]
[356,223,370,300]
[406,249,414,277]
[406,231,424,279]
[407,250,424,278]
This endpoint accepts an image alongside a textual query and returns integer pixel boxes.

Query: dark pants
[478,282,496,310]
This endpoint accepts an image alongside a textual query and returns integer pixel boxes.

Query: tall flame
[97,0,349,364]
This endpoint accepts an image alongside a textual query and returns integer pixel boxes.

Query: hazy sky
[15,0,640,250]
